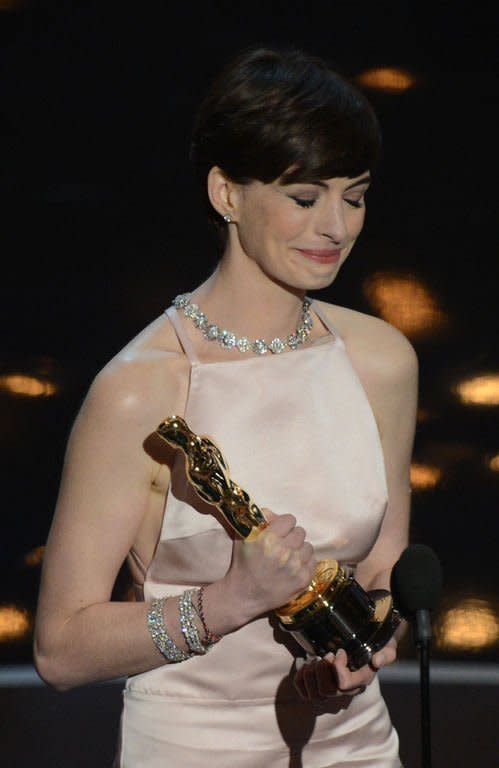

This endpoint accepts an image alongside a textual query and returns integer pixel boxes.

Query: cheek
[237,201,267,253]
[242,205,303,251]
[270,208,306,242]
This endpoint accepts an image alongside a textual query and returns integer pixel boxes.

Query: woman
[34,46,418,766]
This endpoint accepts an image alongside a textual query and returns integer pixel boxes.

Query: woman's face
[231,172,370,292]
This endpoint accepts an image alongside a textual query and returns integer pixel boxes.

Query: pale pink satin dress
[117,301,401,767]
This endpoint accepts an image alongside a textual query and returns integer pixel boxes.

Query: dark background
[1,1,498,669]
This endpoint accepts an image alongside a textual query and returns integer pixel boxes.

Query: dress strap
[310,299,345,347]
[165,306,200,364]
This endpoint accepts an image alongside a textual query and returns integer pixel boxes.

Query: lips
[296,248,341,264]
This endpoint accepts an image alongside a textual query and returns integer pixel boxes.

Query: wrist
[203,577,257,635]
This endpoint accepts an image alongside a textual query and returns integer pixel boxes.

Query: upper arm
[349,320,419,584]
[36,353,187,635]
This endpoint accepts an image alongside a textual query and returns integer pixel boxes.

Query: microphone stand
[415,610,433,768]
[390,544,442,768]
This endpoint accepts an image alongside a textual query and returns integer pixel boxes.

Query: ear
[207,166,241,221]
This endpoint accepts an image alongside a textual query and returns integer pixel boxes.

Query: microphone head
[390,544,443,618]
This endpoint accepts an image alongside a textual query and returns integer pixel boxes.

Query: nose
[317,200,348,245]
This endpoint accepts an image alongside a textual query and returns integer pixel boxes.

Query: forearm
[359,566,392,593]
[34,580,249,691]
[35,600,160,690]
[34,565,275,691]
[34,515,315,690]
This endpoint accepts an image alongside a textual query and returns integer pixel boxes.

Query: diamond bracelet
[146,597,192,663]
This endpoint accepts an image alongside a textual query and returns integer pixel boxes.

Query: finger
[297,541,314,563]
[267,542,303,570]
[331,648,351,690]
[297,558,318,589]
[370,651,387,669]
[277,548,292,566]
[265,513,297,537]
[342,685,367,697]
[371,642,397,670]
[302,657,368,700]
[286,549,308,573]
[332,649,374,692]
[283,525,306,549]
[260,507,275,522]
[301,557,318,585]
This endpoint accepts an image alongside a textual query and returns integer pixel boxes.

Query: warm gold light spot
[417,408,435,423]
[435,598,499,652]
[0,605,31,642]
[410,462,442,490]
[454,374,499,406]
[24,545,46,567]
[355,67,418,94]
[0,374,57,397]
[363,272,448,339]
[487,453,499,472]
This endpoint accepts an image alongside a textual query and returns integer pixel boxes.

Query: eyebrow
[345,174,371,190]
[297,174,372,190]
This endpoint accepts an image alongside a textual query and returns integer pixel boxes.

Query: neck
[191,252,306,342]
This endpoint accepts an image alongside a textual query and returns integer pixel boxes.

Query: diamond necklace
[172,293,313,355]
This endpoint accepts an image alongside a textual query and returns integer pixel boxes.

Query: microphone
[390,544,443,768]
[390,544,443,645]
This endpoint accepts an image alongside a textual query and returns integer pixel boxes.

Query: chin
[271,262,342,294]
[304,271,341,292]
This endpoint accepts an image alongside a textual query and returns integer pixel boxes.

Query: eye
[344,198,364,209]
[290,196,316,209]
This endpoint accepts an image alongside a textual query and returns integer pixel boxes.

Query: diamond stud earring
[223,214,232,223]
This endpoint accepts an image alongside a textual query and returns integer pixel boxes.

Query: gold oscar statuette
[156,415,401,669]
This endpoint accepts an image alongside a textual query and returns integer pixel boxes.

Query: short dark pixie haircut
[190,46,381,236]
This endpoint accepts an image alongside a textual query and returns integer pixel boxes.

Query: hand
[294,637,398,702]
[223,508,316,622]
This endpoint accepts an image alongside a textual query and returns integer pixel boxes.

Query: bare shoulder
[314,300,418,385]
[77,312,190,434]
[314,301,418,456]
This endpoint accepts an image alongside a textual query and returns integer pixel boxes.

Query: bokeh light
[454,374,499,406]
[355,67,418,94]
[417,408,436,423]
[410,462,442,491]
[363,272,449,339]
[0,605,31,642]
[435,598,499,652]
[24,545,46,568]
[0,374,58,397]
[486,453,499,472]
